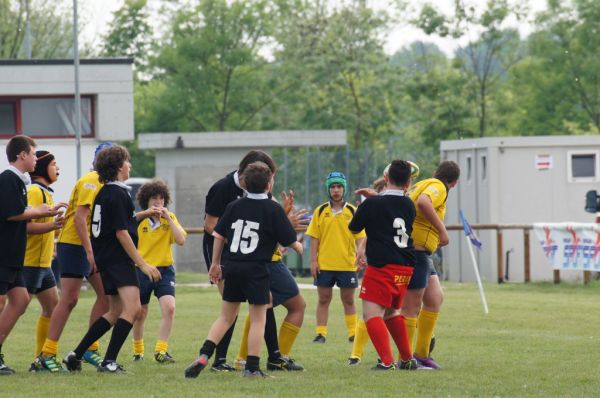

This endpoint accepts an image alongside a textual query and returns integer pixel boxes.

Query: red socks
[366,317,394,366]
[385,315,412,361]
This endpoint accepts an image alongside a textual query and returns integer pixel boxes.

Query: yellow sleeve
[168,212,187,244]
[305,208,321,239]
[76,178,100,208]
[27,185,43,207]
[353,229,366,240]
[421,180,447,209]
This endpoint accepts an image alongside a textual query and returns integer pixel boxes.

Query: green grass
[2,280,600,397]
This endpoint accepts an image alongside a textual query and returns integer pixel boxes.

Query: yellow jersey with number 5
[409,178,447,253]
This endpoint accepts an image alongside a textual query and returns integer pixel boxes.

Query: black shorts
[408,251,438,290]
[138,265,176,305]
[99,261,139,296]
[314,270,359,288]
[57,243,91,278]
[222,262,270,305]
[22,267,56,294]
[0,267,25,295]
[269,261,300,307]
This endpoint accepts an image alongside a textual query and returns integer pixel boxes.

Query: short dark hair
[6,135,36,162]
[238,150,276,175]
[434,160,460,184]
[94,145,130,183]
[387,160,411,187]
[136,178,171,210]
[242,161,272,193]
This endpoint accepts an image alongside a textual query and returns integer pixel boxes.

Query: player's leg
[314,281,333,342]
[0,284,29,375]
[32,280,59,368]
[132,304,148,360]
[132,266,152,360]
[400,250,430,351]
[83,271,109,366]
[347,317,369,365]
[155,295,175,363]
[245,303,269,376]
[338,271,359,342]
[154,266,176,363]
[414,272,443,369]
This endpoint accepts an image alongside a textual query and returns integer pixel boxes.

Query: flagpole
[465,235,489,314]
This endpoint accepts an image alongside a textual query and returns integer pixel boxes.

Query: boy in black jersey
[185,161,303,379]
[0,136,64,375]
[63,145,161,374]
[348,160,423,371]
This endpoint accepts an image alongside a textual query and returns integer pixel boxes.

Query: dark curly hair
[94,145,130,183]
[136,178,171,210]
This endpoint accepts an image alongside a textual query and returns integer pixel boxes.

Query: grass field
[2,274,600,397]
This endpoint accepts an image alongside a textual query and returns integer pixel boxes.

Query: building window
[567,151,599,182]
[0,101,17,134]
[0,96,94,138]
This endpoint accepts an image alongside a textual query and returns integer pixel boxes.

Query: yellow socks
[344,313,358,338]
[236,314,251,361]
[278,321,300,356]
[155,340,168,353]
[350,319,368,359]
[415,310,439,358]
[405,316,418,353]
[315,325,327,337]
[133,339,145,355]
[88,340,100,352]
[41,338,58,357]
[35,315,51,356]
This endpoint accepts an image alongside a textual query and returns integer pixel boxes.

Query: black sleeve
[348,198,369,233]
[205,180,228,218]
[214,202,233,238]
[112,191,131,231]
[0,175,25,219]
[272,205,297,247]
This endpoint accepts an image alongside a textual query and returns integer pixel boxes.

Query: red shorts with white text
[359,264,414,309]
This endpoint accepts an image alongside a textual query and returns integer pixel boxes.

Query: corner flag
[460,210,482,249]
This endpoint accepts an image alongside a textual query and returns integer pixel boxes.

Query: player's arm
[8,203,64,221]
[355,237,367,270]
[162,208,186,246]
[74,204,97,272]
[309,237,320,278]
[27,214,65,234]
[209,232,226,283]
[135,206,161,221]
[416,194,449,247]
[203,214,219,235]
[116,229,161,282]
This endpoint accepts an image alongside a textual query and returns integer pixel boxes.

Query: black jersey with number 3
[348,190,416,267]
[90,182,138,267]
[214,194,296,268]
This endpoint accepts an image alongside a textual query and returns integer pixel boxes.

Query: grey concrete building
[139,130,347,272]
[440,135,600,283]
[0,59,134,202]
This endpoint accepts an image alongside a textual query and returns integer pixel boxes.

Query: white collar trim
[7,165,31,185]
[106,181,132,191]
[246,192,269,200]
[380,189,406,197]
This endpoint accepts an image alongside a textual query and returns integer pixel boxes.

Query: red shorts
[359,264,414,309]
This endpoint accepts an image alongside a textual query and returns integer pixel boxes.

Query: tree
[509,0,600,134]
[102,0,153,72]
[414,0,526,137]
[0,0,73,59]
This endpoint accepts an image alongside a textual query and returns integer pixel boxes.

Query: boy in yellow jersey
[38,142,113,372]
[306,172,365,344]
[23,151,66,372]
[132,179,186,363]
[401,160,460,370]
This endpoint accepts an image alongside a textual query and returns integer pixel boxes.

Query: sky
[77,0,549,57]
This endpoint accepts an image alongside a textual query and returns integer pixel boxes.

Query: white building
[0,59,134,202]
[441,135,600,283]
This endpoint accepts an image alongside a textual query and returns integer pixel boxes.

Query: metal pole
[73,0,82,179]
[283,147,288,193]
[24,0,32,58]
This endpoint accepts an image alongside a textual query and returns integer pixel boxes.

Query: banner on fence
[533,223,600,271]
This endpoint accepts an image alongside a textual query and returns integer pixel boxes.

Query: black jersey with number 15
[348,191,416,268]
[214,195,296,266]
